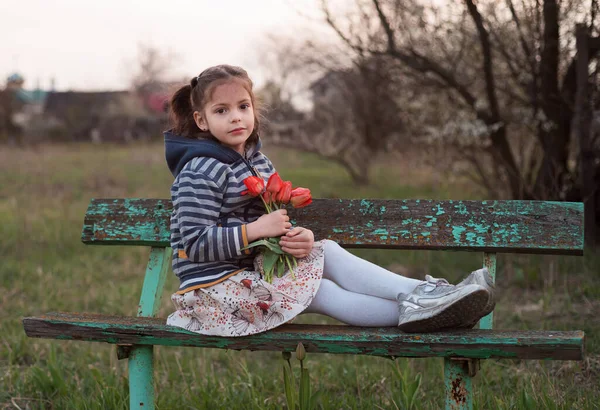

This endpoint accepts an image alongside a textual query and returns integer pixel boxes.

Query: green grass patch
[1,143,598,409]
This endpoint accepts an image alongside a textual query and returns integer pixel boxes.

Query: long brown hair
[169,65,261,147]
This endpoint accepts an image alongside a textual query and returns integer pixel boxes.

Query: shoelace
[398,276,454,300]
[422,275,453,292]
[425,275,451,285]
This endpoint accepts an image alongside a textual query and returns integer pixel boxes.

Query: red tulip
[276,181,292,204]
[290,187,312,208]
[241,279,253,289]
[266,172,283,194]
[242,176,264,197]
[262,191,272,204]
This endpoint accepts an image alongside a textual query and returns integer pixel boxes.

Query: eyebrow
[211,99,251,109]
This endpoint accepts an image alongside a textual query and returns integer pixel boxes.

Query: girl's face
[194,81,255,155]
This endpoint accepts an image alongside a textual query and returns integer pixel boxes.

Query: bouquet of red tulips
[241,172,312,283]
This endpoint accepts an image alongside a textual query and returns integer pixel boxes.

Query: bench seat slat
[81,198,583,255]
[23,313,584,361]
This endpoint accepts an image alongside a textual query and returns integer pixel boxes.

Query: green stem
[260,195,272,213]
[285,255,296,280]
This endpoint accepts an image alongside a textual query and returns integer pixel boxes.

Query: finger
[281,246,308,258]
[284,234,307,242]
[286,231,310,241]
[279,240,308,249]
[285,227,304,237]
[278,209,288,215]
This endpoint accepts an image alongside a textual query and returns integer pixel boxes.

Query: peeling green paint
[37,196,587,410]
[452,226,466,242]
[454,202,468,215]
[82,199,584,254]
[398,230,412,239]
[465,232,485,246]
[26,315,584,360]
[445,358,472,409]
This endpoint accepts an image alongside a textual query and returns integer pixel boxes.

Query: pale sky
[1,0,325,91]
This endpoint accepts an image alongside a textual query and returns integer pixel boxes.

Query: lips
[229,127,246,133]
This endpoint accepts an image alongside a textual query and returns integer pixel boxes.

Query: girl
[165,64,495,336]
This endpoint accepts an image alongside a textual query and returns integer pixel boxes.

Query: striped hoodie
[165,131,275,294]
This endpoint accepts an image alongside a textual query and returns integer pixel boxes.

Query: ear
[193,111,208,131]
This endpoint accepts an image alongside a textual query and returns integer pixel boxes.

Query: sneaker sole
[458,270,497,329]
[398,288,489,333]
[471,269,496,316]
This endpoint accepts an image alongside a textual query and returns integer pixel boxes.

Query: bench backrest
[82,198,584,255]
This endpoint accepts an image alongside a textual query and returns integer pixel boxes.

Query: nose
[230,109,242,123]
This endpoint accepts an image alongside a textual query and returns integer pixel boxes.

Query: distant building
[41,87,171,142]
[44,91,144,141]
[1,71,172,143]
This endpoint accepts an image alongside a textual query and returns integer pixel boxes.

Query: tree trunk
[535,0,570,199]
[338,155,371,185]
[488,124,530,199]
[465,0,525,199]
[574,24,597,247]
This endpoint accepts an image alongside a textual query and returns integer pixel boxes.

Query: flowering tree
[318,0,600,242]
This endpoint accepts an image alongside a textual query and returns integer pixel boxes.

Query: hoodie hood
[164,130,262,177]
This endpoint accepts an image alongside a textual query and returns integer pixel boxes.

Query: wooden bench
[23,198,585,409]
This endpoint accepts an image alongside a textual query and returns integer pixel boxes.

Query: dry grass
[0,142,598,409]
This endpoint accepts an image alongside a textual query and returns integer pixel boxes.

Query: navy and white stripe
[170,150,275,293]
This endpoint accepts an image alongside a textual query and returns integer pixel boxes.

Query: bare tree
[318,0,600,240]
[129,43,178,96]
[256,34,408,184]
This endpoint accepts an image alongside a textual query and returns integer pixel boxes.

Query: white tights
[304,240,424,326]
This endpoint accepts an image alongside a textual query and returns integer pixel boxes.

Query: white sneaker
[397,277,490,333]
[457,268,496,328]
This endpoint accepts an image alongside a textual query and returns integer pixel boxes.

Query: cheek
[209,116,225,129]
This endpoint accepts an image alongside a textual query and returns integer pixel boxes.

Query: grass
[0,142,598,409]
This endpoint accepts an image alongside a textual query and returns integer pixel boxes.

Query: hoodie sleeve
[173,168,248,263]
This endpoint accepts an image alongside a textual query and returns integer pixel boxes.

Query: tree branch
[464,149,502,198]
[372,0,396,51]
[464,0,501,119]
[507,0,536,76]
[320,0,365,53]
[489,28,531,91]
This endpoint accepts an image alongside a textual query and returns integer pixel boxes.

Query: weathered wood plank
[23,313,584,360]
[81,198,584,254]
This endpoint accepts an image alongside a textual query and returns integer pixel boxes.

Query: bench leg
[126,246,169,408]
[129,346,154,410]
[444,358,473,410]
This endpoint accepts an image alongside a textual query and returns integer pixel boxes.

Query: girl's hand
[246,209,291,241]
[279,227,314,258]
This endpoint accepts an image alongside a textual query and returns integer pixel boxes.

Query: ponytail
[169,84,201,137]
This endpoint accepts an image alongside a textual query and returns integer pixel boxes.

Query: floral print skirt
[166,240,325,337]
